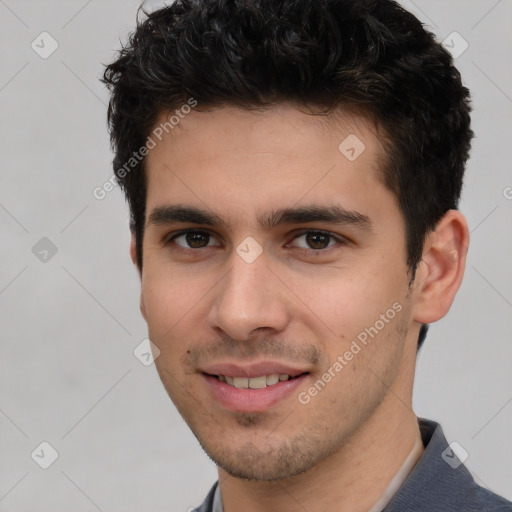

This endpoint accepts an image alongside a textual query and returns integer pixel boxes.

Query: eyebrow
[147,204,373,232]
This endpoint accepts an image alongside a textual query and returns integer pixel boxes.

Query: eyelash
[164,229,348,257]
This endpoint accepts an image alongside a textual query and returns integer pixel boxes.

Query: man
[102,0,512,510]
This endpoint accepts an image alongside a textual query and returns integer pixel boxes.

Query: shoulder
[385,418,512,511]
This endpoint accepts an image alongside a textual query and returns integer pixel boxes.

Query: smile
[204,372,309,412]
[217,373,292,389]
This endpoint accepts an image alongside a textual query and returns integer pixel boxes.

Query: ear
[130,231,147,320]
[130,231,139,269]
[412,210,469,324]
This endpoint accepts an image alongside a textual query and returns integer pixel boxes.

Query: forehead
[143,103,393,224]
[147,102,383,165]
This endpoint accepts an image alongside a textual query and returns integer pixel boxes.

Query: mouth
[201,365,311,412]
[211,373,306,389]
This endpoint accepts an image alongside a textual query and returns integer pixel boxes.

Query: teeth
[248,375,266,389]
[233,377,249,388]
[219,373,289,388]
[266,374,280,386]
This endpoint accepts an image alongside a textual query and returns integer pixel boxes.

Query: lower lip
[204,374,308,412]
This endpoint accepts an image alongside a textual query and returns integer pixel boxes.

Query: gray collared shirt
[192,418,512,511]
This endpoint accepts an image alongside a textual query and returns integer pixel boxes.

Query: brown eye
[305,232,331,249]
[186,232,210,248]
[292,231,338,251]
[170,230,219,249]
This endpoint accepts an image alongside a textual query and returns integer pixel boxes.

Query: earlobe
[412,210,469,324]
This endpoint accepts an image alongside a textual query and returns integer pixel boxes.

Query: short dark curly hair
[102,0,473,349]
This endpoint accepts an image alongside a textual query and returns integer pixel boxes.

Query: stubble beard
[161,308,411,482]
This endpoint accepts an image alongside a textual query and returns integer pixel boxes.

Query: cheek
[141,261,218,348]
[141,265,190,339]
[302,269,408,354]
[311,269,401,320]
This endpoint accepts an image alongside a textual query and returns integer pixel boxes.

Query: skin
[131,103,469,512]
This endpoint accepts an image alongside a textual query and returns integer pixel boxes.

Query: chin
[198,433,333,482]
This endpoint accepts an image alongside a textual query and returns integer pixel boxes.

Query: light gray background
[0,1,511,511]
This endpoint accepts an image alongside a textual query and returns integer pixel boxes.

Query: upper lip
[200,361,310,379]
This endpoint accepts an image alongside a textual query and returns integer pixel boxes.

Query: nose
[207,249,292,341]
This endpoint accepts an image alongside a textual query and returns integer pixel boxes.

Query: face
[139,103,418,481]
